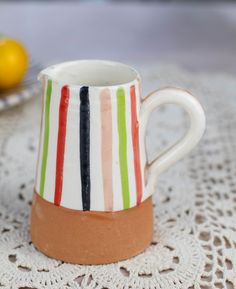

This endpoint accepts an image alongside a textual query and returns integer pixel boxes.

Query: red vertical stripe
[130,85,143,205]
[54,85,70,206]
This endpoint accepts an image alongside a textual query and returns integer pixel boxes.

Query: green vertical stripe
[40,79,52,197]
[117,87,130,209]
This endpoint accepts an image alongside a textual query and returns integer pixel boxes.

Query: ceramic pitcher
[31,60,206,264]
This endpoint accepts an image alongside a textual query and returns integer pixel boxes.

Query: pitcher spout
[38,65,55,82]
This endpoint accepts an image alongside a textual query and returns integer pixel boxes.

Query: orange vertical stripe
[130,85,143,205]
[100,89,113,211]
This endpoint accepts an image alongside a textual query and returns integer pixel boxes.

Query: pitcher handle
[140,87,206,193]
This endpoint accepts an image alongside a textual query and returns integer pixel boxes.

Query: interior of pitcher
[40,60,138,87]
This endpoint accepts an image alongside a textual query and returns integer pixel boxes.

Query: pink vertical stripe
[54,86,70,206]
[100,89,113,211]
[130,85,143,205]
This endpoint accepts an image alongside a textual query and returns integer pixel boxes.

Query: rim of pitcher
[38,59,141,89]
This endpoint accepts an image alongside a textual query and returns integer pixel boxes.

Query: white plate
[0,63,42,111]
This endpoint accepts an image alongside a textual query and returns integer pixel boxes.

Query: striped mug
[31,60,206,264]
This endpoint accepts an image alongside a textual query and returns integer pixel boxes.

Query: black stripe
[80,86,91,211]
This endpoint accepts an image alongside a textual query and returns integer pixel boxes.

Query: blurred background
[1,0,236,74]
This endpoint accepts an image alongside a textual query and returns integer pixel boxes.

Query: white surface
[0,65,235,288]
[1,2,236,73]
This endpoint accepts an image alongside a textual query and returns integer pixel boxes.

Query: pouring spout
[38,64,56,82]
[38,68,49,82]
[37,71,44,82]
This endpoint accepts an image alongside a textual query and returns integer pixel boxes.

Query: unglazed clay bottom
[31,192,153,264]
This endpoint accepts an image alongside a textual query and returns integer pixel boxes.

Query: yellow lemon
[0,37,29,91]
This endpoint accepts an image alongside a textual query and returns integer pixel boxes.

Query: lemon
[0,37,29,91]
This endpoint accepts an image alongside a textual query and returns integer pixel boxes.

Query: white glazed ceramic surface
[35,60,206,212]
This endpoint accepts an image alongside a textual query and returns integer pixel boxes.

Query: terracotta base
[30,192,153,264]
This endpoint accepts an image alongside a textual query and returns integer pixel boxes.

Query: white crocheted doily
[0,65,235,289]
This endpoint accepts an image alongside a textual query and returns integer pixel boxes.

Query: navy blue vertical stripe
[80,86,91,211]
